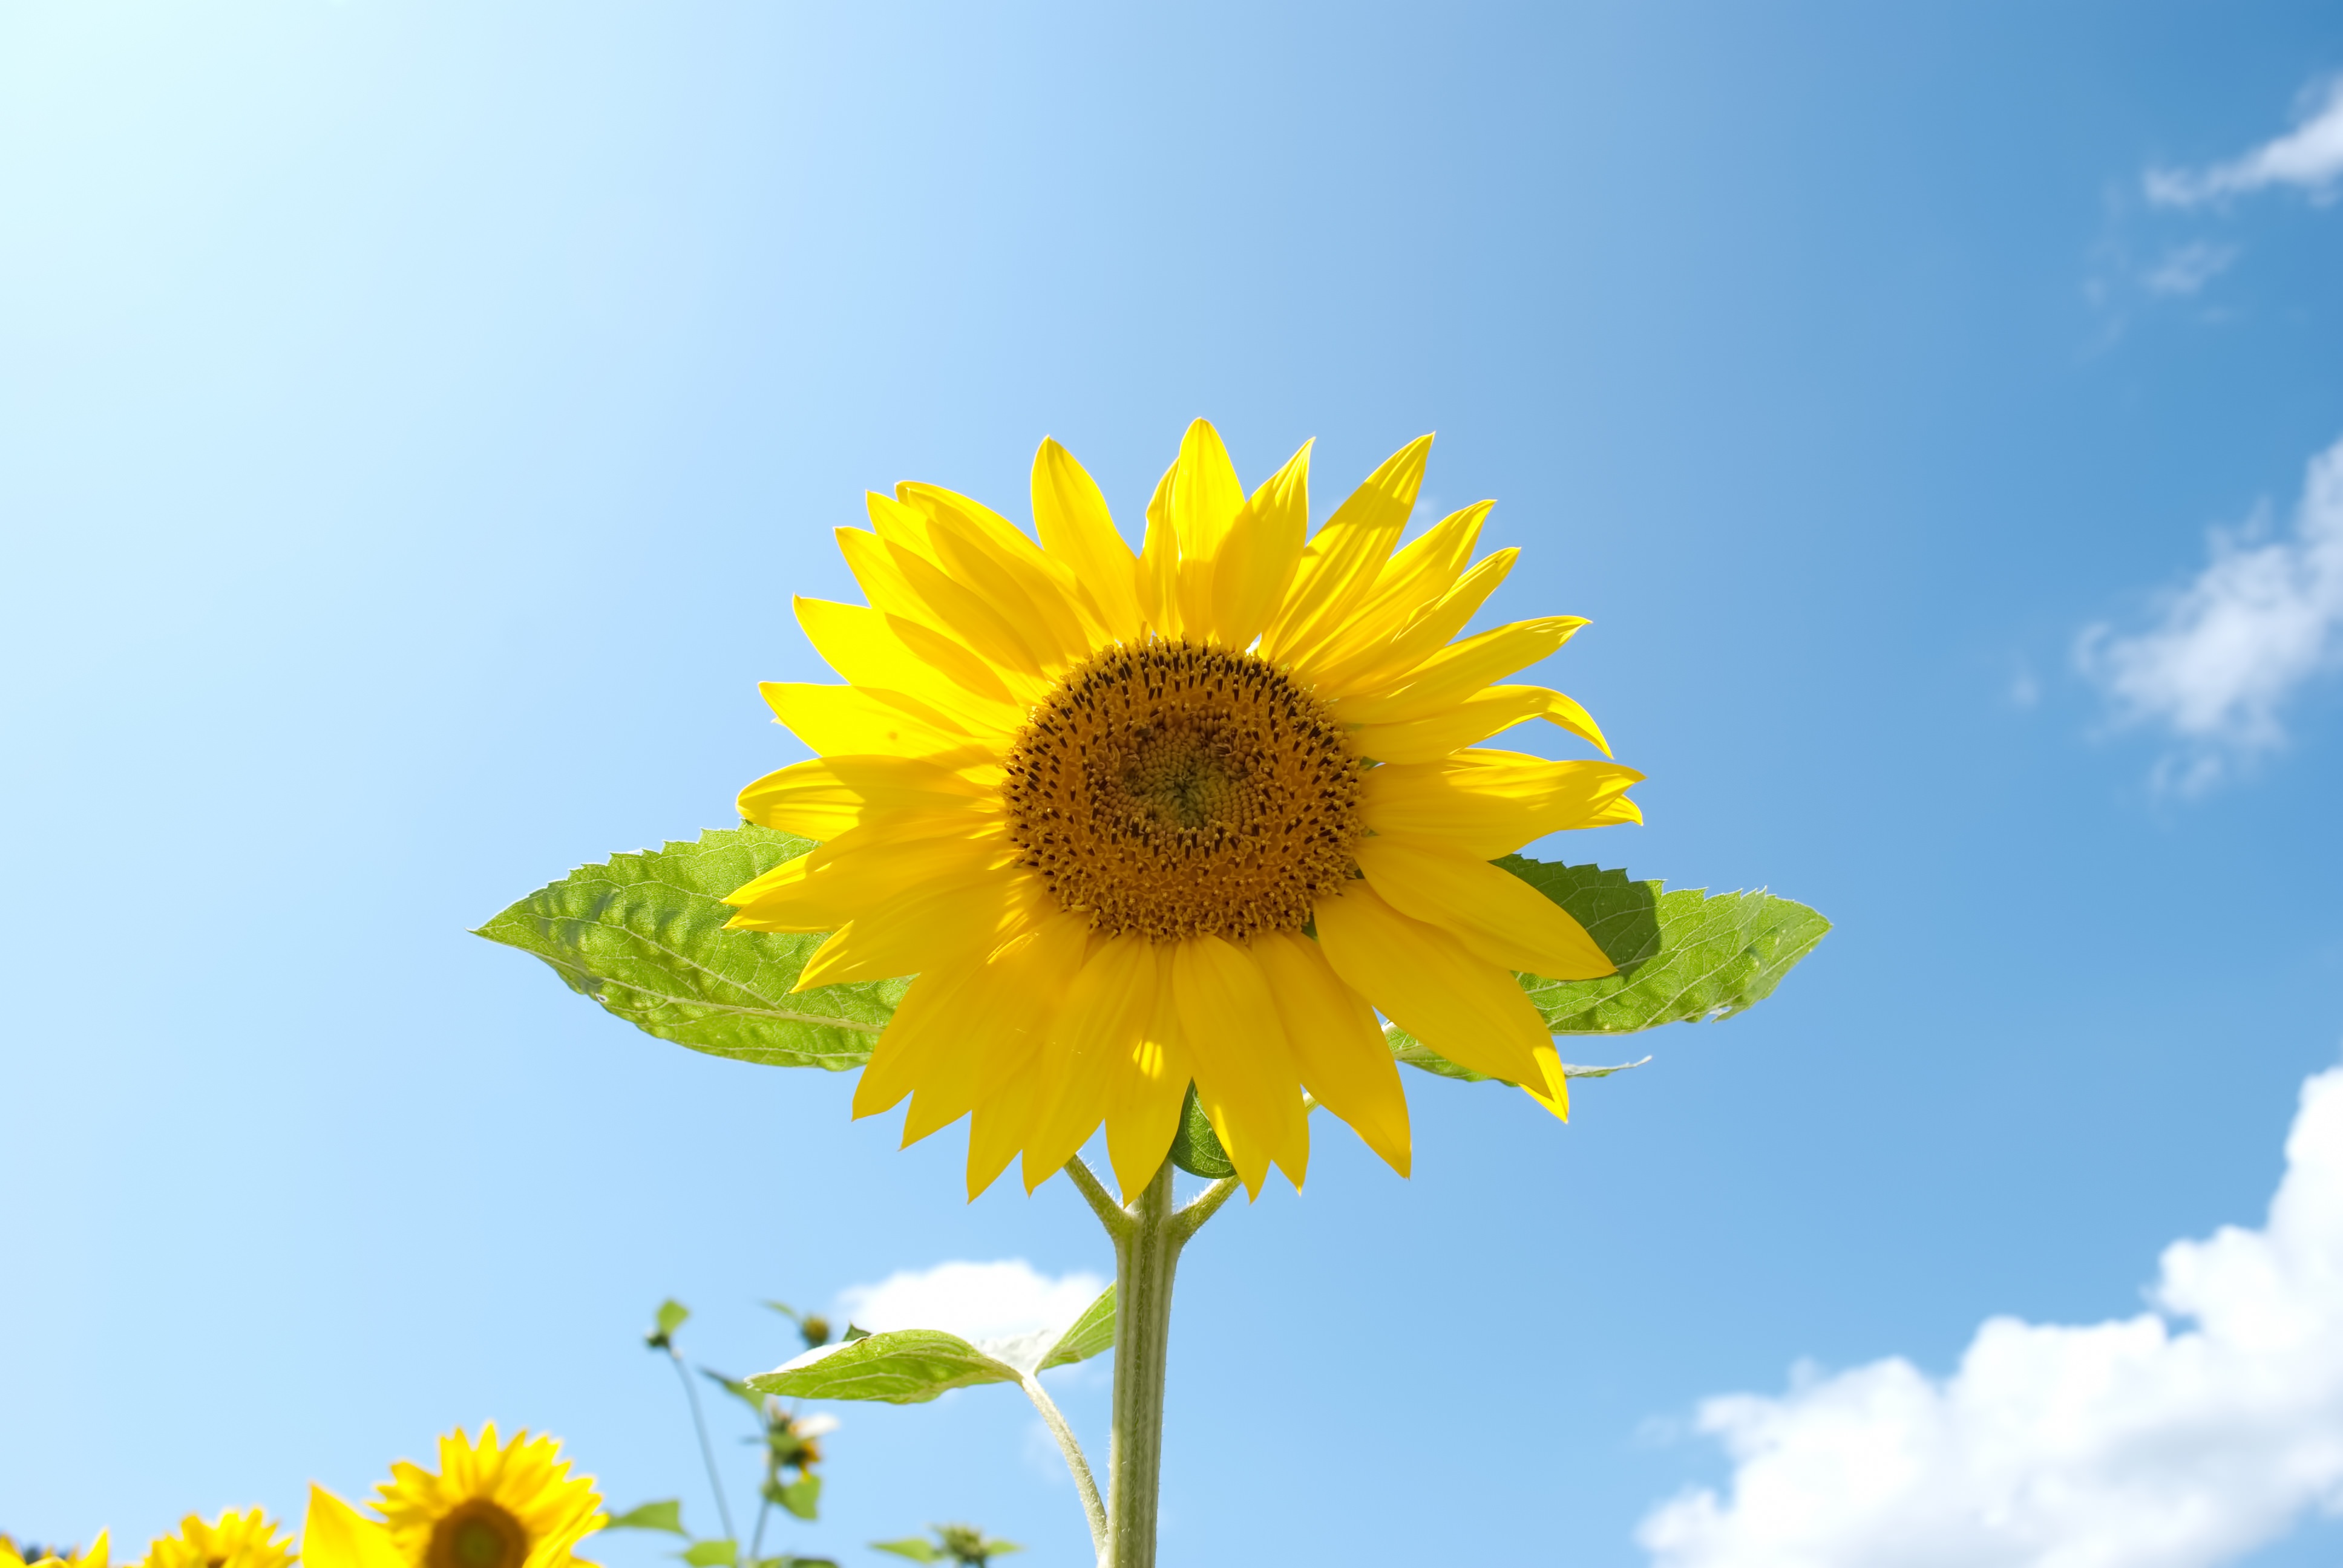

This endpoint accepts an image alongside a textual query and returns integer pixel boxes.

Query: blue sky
[5,4,2343,1565]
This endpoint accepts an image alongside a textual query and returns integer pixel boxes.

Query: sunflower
[369,1426,605,1568]
[727,422,1642,1198]
[2,1531,108,1568]
[140,1511,292,1568]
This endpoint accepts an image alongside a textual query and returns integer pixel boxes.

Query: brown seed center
[427,1503,529,1568]
[1002,639,1364,941]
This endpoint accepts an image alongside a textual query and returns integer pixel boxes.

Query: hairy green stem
[1107,1160,1178,1568]
[1021,1372,1109,1558]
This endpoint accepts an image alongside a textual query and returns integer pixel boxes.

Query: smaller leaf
[679,1542,736,1567]
[1036,1287,1115,1373]
[778,1474,821,1522]
[606,1501,687,1536]
[841,1324,872,1343]
[701,1368,765,1416]
[1167,1082,1234,1178]
[869,1542,941,1564]
[749,1330,1020,1405]
[981,1541,1022,1558]
[647,1299,690,1347]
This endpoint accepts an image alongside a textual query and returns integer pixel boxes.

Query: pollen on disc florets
[1003,639,1366,942]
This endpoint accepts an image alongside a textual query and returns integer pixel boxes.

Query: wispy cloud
[1640,1063,2343,1568]
[2076,433,2343,794]
[2148,76,2343,207]
[2140,240,2238,297]
[837,1258,1106,1342]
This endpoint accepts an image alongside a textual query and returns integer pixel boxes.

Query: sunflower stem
[1104,1159,1179,1568]
[1065,1155,1133,1241]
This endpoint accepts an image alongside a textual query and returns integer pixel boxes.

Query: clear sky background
[7,4,2343,1566]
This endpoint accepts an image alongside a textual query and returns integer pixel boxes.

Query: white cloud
[2140,240,2238,297]
[2148,77,2343,206]
[836,1258,1106,1342]
[1639,1063,2343,1568]
[2076,433,2343,793]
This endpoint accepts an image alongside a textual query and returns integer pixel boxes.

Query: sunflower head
[4,1534,107,1568]
[140,1512,292,1568]
[373,1425,605,1568]
[730,421,1642,1200]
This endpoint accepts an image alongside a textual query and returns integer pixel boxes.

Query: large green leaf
[474,826,902,1069]
[748,1287,1115,1404]
[1389,855,1829,1081]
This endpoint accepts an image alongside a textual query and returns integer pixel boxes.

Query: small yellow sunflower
[728,422,1642,1198]
[140,1511,291,1568]
[370,1425,605,1568]
[2,1530,108,1568]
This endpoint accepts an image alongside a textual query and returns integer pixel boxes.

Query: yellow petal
[1305,537,1515,699]
[1260,434,1432,664]
[1018,934,1159,1189]
[1138,459,1182,638]
[1312,878,1549,1086]
[795,598,1024,734]
[726,822,1012,930]
[790,869,1032,987]
[1166,419,1247,634]
[758,682,993,766]
[1328,616,1588,726]
[1522,1042,1571,1122]
[1362,752,1645,858]
[1296,501,1490,677]
[897,480,1094,655]
[1103,998,1191,1201]
[900,912,1087,1145]
[300,1491,402,1568]
[852,967,975,1119]
[1250,929,1411,1176]
[1347,682,1613,763]
[1171,935,1309,1195]
[1210,441,1311,650]
[736,754,995,838]
[873,525,1057,684]
[966,1057,1046,1199]
[900,487,1093,673]
[1032,438,1145,642]
[1354,835,1615,980]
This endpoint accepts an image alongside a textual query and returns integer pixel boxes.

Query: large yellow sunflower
[369,1425,604,1568]
[727,422,1642,1198]
[139,1511,292,1568]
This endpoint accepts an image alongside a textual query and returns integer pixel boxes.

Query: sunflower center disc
[1003,639,1365,941]
[428,1503,530,1568]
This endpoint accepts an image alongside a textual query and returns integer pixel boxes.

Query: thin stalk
[669,1351,738,1544]
[1020,1373,1108,1560]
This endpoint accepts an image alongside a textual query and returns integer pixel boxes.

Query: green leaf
[748,1330,1022,1405]
[1388,858,1829,1080]
[474,826,906,1069]
[701,1368,765,1416]
[680,1542,736,1567]
[1166,1082,1234,1178]
[1503,857,1829,1033]
[777,1473,821,1521]
[650,1299,690,1342]
[869,1544,941,1564]
[1036,1287,1115,1372]
[981,1543,1021,1559]
[748,1290,1113,1405]
[606,1501,687,1535]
